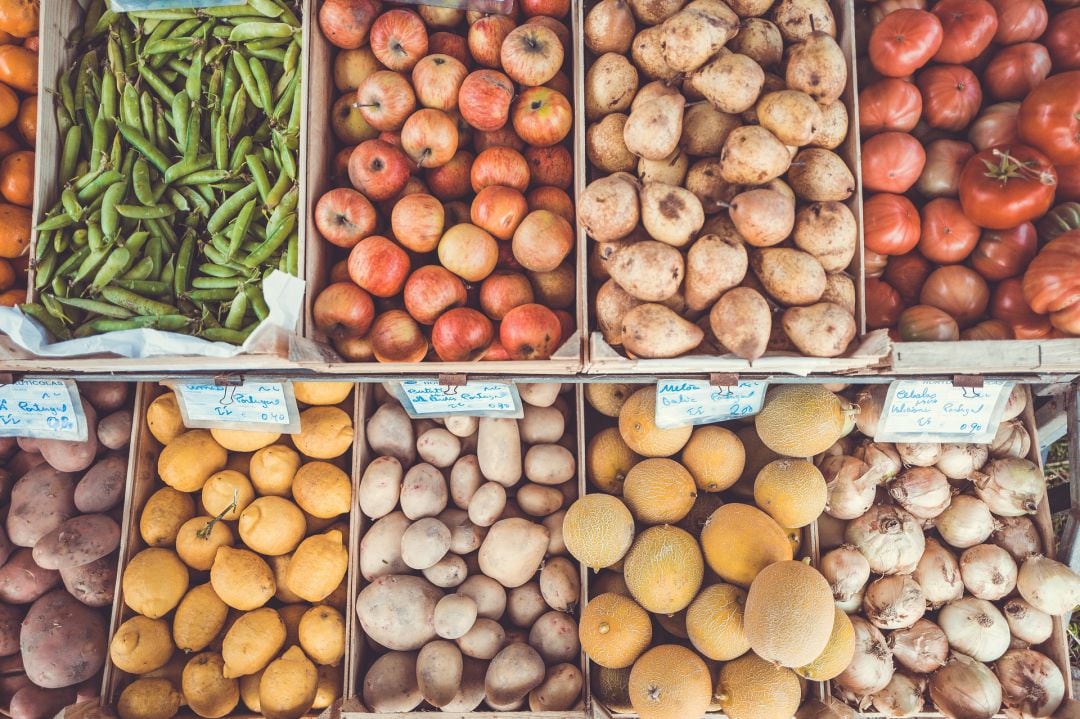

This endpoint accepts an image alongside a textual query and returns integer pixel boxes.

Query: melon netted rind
[618,387,693,458]
[753,458,828,528]
[717,652,802,719]
[629,644,712,719]
[562,494,635,571]
[685,583,751,661]
[579,592,653,669]
[700,503,793,588]
[622,458,698,524]
[623,525,704,614]
[796,607,856,681]
[593,665,634,714]
[680,425,745,492]
[743,560,836,668]
[754,385,847,458]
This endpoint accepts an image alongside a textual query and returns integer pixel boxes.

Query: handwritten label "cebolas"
[654,380,767,428]
[0,379,85,441]
[876,380,1013,443]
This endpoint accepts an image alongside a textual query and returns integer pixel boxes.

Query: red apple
[313,281,375,339]
[544,70,572,98]
[392,193,445,253]
[524,145,572,189]
[471,146,530,193]
[404,265,468,324]
[446,108,474,150]
[500,303,562,360]
[370,309,429,362]
[457,70,514,132]
[379,175,428,217]
[377,131,419,173]
[411,54,468,111]
[444,200,471,227]
[525,15,570,53]
[355,70,416,132]
[332,93,379,145]
[401,108,459,168]
[333,332,375,361]
[480,271,535,319]
[333,47,382,92]
[553,308,574,343]
[315,187,378,248]
[467,8,522,24]
[499,25,563,87]
[425,150,474,200]
[333,145,355,183]
[432,307,494,361]
[471,185,529,241]
[467,14,516,68]
[482,338,511,361]
[511,87,572,147]
[319,0,382,49]
[438,223,499,282]
[512,209,573,272]
[521,0,569,19]
[529,263,575,309]
[330,259,351,283]
[348,235,411,297]
[429,32,471,66]
[527,185,574,223]
[348,139,410,200]
[369,9,428,71]
[418,4,465,28]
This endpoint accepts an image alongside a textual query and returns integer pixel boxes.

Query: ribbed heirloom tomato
[1023,232,1080,334]
[970,223,1038,281]
[864,193,921,255]
[1018,72,1080,165]
[869,9,944,77]
[986,0,1048,44]
[865,278,905,330]
[931,0,998,64]
[858,79,923,135]
[1045,8,1080,70]
[917,197,980,263]
[958,145,1057,229]
[992,277,1053,338]
[917,64,983,131]
[861,132,926,193]
[983,43,1051,101]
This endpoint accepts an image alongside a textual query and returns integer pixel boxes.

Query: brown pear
[585,53,639,121]
[627,0,686,26]
[660,0,740,73]
[773,0,836,42]
[720,126,791,185]
[685,158,740,214]
[751,247,826,306]
[607,240,685,301]
[623,94,686,161]
[621,304,705,359]
[756,90,822,146]
[683,104,739,156]
[685,234,748,311]
[631,26,679,81]
[587,114,638,174]
[782,303,856,358]
[631,80,683,112]
[709,287,771,360]
[640,182,705,247]
[785,31,847,105]
[638,149,690,185]
[728,189,795,247]
[688,52,764,113]
[585,0,637,55]
[578,173,641,242]
[596,279,644,345]
[728,18,783,67]
[821,272,855,315]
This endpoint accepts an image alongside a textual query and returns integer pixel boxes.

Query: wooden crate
[99,381,363,715]
[300,0,586,375]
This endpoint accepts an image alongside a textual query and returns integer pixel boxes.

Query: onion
[990,419,1031,459]
[821,455,879,520]
[835,616,895,697]
[1000,384,1027,421]
[872,671,925,718]
[959,544,1017,600]
[939,597,1012,662]
[936,443,989,480]
[853,441,903,482]
[991,515,1042,562]
[929,654,1002,719]
[1003,598,1054,645]
[796,698,859,719]
[913,537,964,608]
[846,505,925,575]
[1017,555,1080,615]
[889,618,949,673]
[863,575,926,630]
[888,466,953,519]
[854,385,887,438]
[818,437,856,465]
[837,588,865,614]
[934,495,998,549]
[993,649,1065,717]
[897,442,941,467]
[973,458,1045,516]
[822,545,871,602]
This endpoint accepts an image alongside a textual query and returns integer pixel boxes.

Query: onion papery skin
[913,537,964,608]
[897,442,942,467]
[889,618,949,673]
[934,495,998,549]
[974,457,1045,517]
[822,455,879,520]
[993,648,1065,718]
[853,441,903,482]
[991,515,1042,562]
[822,545,871,602]
[855,385,887,438]
[845,505,926,575]
[936,443,989,480]
[939,597,1012,662]
[929,654,1002,719]
[888,466,954,519]
[989,420,1031,459]
[835,616,895,699]
[1017,555,1080,615]
[863,575,926,630]
[959,543,1018,600]
[872,671,926,718]
[1002,598,1053,645]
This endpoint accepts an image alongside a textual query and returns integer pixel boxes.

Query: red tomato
[916,65,983,132]
[1045,8,1080,71]
[884,252,934,303]
[859,79,923,135]
[898,305,961,340]
[1018,72,1080,165]
[962,319,1014,340]
[864,249,889,278]
[983,43,1051,101]
[862,132,927,193]
[869,9,944,77]
[958,144,1057,229]
[1022,232,1080,332]
[865,278,905,329]
[970,223,1039,281]
[916,138,975,198]
[1056,163,1080,202]
[920,265,990,327]
[917,197,981,263]
[864,193,922,256]
[986,0,1047,44]
[932,0,999,63]
[992,277,1054,338]
[968,102,1021,151]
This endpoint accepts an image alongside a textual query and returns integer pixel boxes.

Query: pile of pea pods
[23,0,302,344]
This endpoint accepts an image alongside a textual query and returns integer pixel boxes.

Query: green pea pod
[192,276,241,290]
[248,0,285,18]
[89,116,108,172]
[178,187,210,216]
[264,171,291,209]
[60,188,83,223]
[226,198,258,260]
[89,9,119,41]
[275,2,302,28]
[246,35,290,51]
[144,17,180,44]
[52,230,70,254]
[285,233,298,276]
[122,256,155,282]
[228,136,254,174]
[117,122,170,174]
[90,246,132,293]
[247,47,287,64]
[116,204,176,220]
[124,230,150,257]
[173,232,195,296]
[164,154,213,184]
[282,38,301,75]
[40,294,74,325]
[35,230,53,261]
[201,4,250,16]
[132,159,155,206]
[54,246,91,280]
[129,8,196,19]
[86,222,104,254]
[33,251,57,291]
[221,57,241,115]
[112,279,170,295]
[58,70,77,127]
[73,50,95,113]
[35,214,76,233]
[100,182,127,240]
[137,65,176,106]
[155,111,170,154]
[140,91,158,146]
[267,186,299,235]
[143,37,196,56]
[243,213,295,268]
[243,284,269,321]
[101,286,178,316]
[276,134,297,182]
[54,296,134,319]
[118,23,137,73]
[231,53,263,110]
[111,131,125,172]
[99,67,118,123]
[187,288,236,301]
[186,47,204,105]
[247,56,274,115]
[207,182,259,235]
[199,263,241,278]
[223,290,249,330]
[228,21,294,42]
[242,152,271,202]
[175,169,232,187]
[226,88,248,140]
[19,303,70,339]
[120,84,140,129]
[165,188,191,212]
[183,108,201,163]
[72,248,110,286]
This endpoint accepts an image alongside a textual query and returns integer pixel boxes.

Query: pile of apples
[314,0,577,363]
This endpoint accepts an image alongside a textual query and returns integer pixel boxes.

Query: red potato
[0,550,60,604]
[31,514,121,571]
[5,464,77,548]
[59,555,117,608]
[0,604,22,656]
[78,383,129,414]
[20,589,108,688]
[95,410,132,451]
[9,685,76,719]
[73,455,127,514]
[37,400,98,474]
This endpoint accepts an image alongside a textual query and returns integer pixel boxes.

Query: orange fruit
[0,258,14,291]
[0,0,37,39]
[15,94,32,145]
[0,82,17,129]
[0,150,32,207]
[0,288,24,305]
[0,45,36,92]
[0,202,29,257]
[753,458,827,529]
[629,645,712,719]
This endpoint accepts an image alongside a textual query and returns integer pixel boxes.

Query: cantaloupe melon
[743,560,835,668]
[755,386,849,458]
[592,666,633,713]
[586,383,636,418]
[653,608,688,639]
[716,652,802,719]
[562,495,635,571]
[618,387,693,458]
[753,459,827,528]
[686,584,751,661]
[681,426,745,492]
[622,459,697,524]
[579,593,653,669]
[677,492,725,538]
[700,504,793,588]
[628,645,712,719]
[623,525,703,614]
[586,428,641,495]
[796,607,855,681]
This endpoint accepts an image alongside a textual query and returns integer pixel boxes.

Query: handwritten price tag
[654,380,768,429]
[875,380,1013,443]
[173,381,300,433]
[396,380,522,418]
[0,379,85,441]
[111,0,241,13]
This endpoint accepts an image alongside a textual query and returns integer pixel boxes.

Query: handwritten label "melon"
[174,381,300,432]
[876,380,1012,443]
[654,380,767,429]
[0,379,85,441]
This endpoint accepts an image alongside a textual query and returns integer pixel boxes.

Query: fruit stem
[197,489,238,540]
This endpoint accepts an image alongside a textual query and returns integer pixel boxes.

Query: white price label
[654,380,767,429]
[0,379,85,441]
[173,381,300,433]
[875,380,1013,443]
[396,380,522,418]
[111,0,240,12]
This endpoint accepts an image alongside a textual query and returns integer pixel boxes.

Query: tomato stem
[983,148,1057,186]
